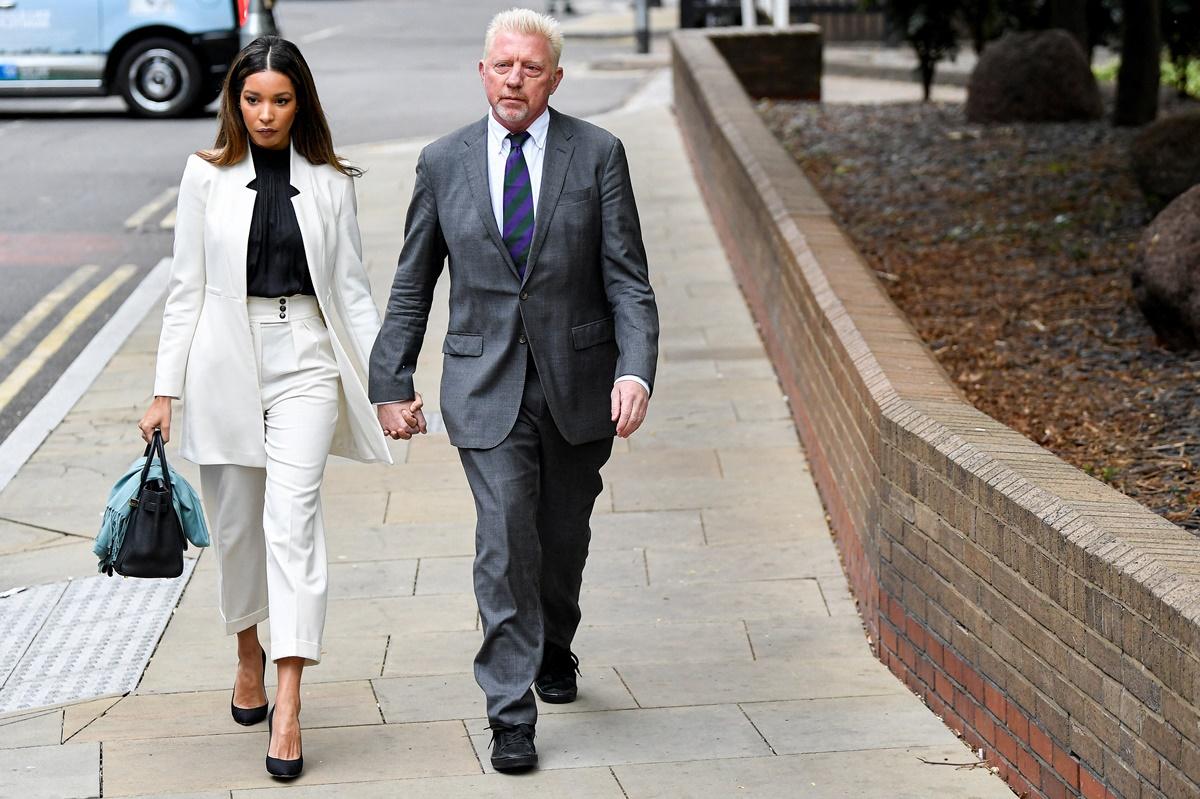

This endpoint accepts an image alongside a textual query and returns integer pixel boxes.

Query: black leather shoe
[231,648,268,726]
[265,706,303,779]
[488,722,538,772]
[534,641,580,704]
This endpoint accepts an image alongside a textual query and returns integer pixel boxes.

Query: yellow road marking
[0,265,138,412]
[0,265,100,364]
[124,186,178,230]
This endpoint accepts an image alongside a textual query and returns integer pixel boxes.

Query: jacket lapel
[462,119,521,280]
[523,108,574,285]
[288,145,326,297]
[226,152,257,298]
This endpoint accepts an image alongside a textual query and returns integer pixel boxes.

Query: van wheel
[116,38,202,118]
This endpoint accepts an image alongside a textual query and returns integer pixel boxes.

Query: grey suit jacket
[369,108,659,449]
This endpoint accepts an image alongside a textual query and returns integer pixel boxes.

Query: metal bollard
[241,0,280,48]
[635,0,650,54]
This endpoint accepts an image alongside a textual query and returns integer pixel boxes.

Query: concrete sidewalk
[0,83,1009,797]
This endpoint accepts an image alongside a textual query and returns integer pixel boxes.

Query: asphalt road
[0,0,650,443]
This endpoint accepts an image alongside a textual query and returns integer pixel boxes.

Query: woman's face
[240,70,297,150]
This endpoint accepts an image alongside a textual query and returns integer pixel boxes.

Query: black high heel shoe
[266,705,304,779]
[230,648,268,726]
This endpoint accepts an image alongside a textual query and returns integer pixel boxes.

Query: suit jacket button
[519,291,529,301]
[518,334,527,345]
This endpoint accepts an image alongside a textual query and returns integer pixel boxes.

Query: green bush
[1094,57,1200,98]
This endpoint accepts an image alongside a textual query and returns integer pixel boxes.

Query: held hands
[378,393,427,440]
[138,396,173,443]
[611,381,649,439]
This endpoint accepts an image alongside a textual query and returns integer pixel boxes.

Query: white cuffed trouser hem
[270,638,323,665]
[222,606,270,636]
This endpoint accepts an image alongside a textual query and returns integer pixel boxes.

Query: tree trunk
[1114,0,1162,126]
[919,58,935,102]
[1050,0,1089,52]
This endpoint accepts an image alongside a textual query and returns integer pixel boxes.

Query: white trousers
[199,295,340,664]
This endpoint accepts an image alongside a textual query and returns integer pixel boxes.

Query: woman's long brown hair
[200,36,360,177]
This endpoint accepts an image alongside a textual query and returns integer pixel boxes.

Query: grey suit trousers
[458,361,613,726]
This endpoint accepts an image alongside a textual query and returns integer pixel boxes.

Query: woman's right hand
[138,396,174,443]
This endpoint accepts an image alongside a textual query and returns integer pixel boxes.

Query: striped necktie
[502,131,534,277]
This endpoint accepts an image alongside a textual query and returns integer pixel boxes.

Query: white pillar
[773,0,788,28]
[741,0,756,29]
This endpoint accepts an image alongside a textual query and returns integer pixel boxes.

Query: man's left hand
[611,381,649,439]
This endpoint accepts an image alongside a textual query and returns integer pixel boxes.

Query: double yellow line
[0,264,138,413]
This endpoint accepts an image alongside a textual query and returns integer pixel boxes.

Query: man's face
[479,30,563,131]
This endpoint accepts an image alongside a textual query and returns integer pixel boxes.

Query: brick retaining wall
[672,27,1200,799]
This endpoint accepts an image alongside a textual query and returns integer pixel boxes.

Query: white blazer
[154,146,392,467]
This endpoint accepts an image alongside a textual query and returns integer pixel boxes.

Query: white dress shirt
[486,108,650,396]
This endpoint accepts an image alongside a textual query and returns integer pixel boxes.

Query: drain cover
[0,558,195,714]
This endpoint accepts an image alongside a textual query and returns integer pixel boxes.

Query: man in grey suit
[370,8,658,772]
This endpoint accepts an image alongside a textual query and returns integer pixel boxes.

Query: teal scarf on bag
[94,456,209,573]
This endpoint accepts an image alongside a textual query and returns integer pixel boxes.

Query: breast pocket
[443,332,483,356]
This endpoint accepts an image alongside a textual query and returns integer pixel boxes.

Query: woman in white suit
[138,36,398,779]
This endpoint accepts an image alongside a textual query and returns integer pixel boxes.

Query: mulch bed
[760,98,1200,529]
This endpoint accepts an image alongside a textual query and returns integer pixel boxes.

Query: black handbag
[109,429,187,578]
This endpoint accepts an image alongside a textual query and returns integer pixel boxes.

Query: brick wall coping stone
[672,25,1200,799]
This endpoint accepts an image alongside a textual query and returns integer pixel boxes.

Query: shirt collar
[488,106,550,154]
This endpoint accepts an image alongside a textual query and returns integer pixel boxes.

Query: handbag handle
[133,429,173,506]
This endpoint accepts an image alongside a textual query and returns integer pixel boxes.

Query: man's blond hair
[483,8,564,68]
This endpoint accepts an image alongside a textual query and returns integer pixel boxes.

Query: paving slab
[101,721,478,796]
[320,491,389,527]
[715,447,810,480]
[741,693,962,755]
[600,448,722,482]
[181,560,419,607]
[610,474,812,513]
[587,510,704,550]
[0,540,99,593]
[60,696,122,742]
[613,747,1011,798]
[615,658,906,708]
[0,707,62,749]
[232,767,623,798]
[0,741,98,799]
[382,487,478,525]
[320,460,469,494]
[138,634,389,694]
[627,420,800,451]
[647,540,844,585]
[818,575,861,616]
[573,620,754,666]
[326,522,476,561]
[578,579,829,625]
[373,666,636,723]
[700,506,832,546]
[467,705,771,773]
[118,793,230,799]
[322,594,478,636]
[0,520,64,557]
[415,549,646,596]
[381,629,483,677]
[745,617,871,661]
[76,680,380,742]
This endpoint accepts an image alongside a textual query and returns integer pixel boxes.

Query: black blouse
[246,141,314,298]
